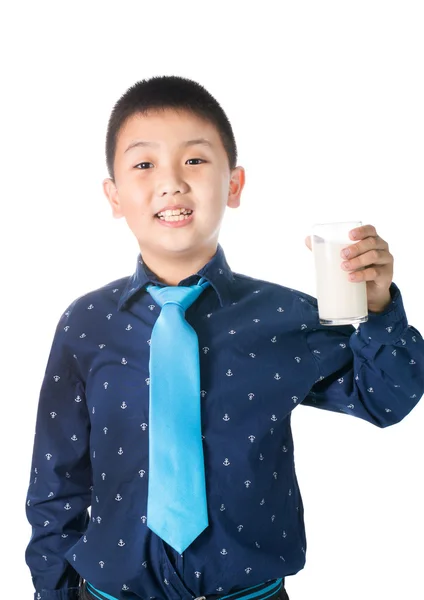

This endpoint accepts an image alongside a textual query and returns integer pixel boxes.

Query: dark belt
[82,577,287,600]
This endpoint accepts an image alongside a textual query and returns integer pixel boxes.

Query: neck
[140,245,217,286]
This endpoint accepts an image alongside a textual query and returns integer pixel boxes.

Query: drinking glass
[311,221,368,326]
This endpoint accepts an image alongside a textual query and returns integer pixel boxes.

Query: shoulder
[232,271,318,307]
[57,274,130,327]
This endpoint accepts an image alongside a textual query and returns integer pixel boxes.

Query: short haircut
[105,75,238,181]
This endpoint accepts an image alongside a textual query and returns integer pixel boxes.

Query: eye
[186,158,206,165]
[135,162,153,169]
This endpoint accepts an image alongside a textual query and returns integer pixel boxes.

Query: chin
[156,239,200,255]
[159,235,214,256]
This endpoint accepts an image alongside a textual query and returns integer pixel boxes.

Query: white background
[1,1,423,599]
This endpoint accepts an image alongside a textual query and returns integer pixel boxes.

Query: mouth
[155,208,194,222]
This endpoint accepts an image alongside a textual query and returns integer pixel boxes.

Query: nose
[156,167,189,197]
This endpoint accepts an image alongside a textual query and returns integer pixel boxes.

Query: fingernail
[342,248,350,258]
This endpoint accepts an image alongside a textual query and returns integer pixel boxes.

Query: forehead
[116,109,224,154]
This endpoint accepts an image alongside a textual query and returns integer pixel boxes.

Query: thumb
[305,235,312,251]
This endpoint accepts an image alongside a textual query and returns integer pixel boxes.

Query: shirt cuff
[35,588,80,600]
[356,282,408,344]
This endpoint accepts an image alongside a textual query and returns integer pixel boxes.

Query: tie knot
[147,278,210,311]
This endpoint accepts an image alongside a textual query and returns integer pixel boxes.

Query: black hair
[105,75,238,181]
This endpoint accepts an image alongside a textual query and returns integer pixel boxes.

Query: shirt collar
[117,244,235,311]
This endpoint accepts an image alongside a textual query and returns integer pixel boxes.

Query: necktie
[146,277,210,553]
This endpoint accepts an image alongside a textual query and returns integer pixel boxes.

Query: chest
[82,302,316,431]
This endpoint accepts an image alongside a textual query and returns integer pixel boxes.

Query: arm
[25,299,91,599]
[300,283,424,427]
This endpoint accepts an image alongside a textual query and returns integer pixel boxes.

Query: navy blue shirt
[26,245,424,600]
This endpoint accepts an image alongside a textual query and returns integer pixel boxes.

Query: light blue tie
[146,277,210,553]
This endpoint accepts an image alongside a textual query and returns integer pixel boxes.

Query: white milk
[312,238,368,324]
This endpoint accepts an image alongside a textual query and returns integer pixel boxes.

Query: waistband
[85,577,284,600]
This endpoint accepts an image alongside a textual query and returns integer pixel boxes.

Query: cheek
[199,173,228,202]
[119,195,152,231]
[196,200,227,232]
[119,182,150,211]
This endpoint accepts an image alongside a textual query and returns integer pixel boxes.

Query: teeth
[160,214,190,222]
[157,208,193,220]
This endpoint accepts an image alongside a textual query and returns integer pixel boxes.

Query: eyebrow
[124,138,213,153]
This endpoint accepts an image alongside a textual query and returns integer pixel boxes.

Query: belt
[84,577,285,600]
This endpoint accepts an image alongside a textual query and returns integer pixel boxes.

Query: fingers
[341,225,393,285]
[349,224,377,240]
[347,265,389,283]
[307,225,391,272]
[306,224,393,292]
[341,248,393,272]
[342,232,389,259]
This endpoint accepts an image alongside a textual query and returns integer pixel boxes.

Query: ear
[227,166,245,209]
[305,235,312,251]
[103,178,124,219]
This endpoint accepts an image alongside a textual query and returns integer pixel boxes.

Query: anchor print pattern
[25,245,424,600]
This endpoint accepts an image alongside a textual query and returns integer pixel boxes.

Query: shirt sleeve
[298,282,424,427]
[25,299,91,600]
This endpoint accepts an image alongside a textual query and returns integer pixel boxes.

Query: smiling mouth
[155,208,193,222]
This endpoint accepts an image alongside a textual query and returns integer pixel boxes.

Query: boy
[25,75,424,600]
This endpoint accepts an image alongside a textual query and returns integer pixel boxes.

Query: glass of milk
[311,221,368,326]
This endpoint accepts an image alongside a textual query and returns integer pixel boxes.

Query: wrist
[368,290,392,314]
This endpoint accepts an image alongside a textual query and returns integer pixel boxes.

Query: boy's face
[103,109,244,261]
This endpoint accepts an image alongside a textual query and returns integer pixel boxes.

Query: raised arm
[300,283,424,427]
